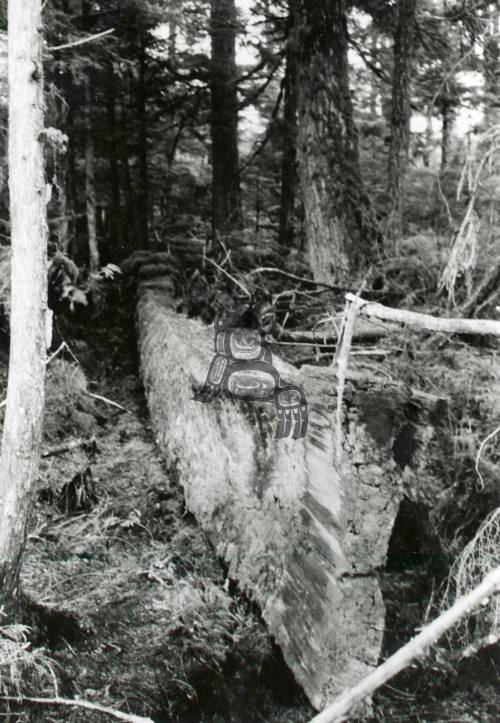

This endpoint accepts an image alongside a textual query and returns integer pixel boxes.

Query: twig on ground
[42,437,96,458]
[84,391,130,413]
[0,695,153,723]
[307,565,500,723]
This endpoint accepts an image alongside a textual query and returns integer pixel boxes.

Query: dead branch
[347,293,500,337]
[307,565,500,723]
[47,28,115,52]
[275,318,393,344]
[205,257,251,297]
[0,694,153,723]
[84,391,130,413]
[41,436,96,458]
[247,266,347,291]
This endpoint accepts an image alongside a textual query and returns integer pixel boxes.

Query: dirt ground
[0,301,499,722]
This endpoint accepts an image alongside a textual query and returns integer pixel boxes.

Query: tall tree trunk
[386,0,417,238]
[210,0,243,240]
[297,0,380,283]
[57,164,70,253]
[369,34,380,116]
[484,7,500,241]
[107,63,122,255]
[54,0,71,254]
[84,83,99,273]
[0,0,48,617]
[123,149,135,252]
[440,100,452,173]
[66,101,77,258]
[278,0,299,250]
[168,18,177,60]
[137,32,149,247]
[484,8,500,127]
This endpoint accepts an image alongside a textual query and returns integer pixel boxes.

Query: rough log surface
[136,278,444,709]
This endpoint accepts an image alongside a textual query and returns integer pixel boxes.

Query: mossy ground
[0,295,499,722]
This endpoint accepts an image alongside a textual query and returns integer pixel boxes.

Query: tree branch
[0,695,153,723]
[47,28,114,52]
[347,293,500,337]
[308,566,500,723]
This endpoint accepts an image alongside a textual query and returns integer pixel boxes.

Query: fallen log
[274,317,396,344]
[346,293,500,337]
[136,277,447,709]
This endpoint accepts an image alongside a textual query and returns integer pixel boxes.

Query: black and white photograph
[0,0,499,721]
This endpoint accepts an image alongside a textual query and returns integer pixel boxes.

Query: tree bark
[278,0,299,249]
[386,0,417,238]
[483,8,500,239]
[440,100,453,173]
[84,82,99,273]
[107,63,122,255]
[346,292,500,337]
[0,0,48,617]
[137,31,149,247]
[296,0,380,283]
[136,278,447,709]
[484,8,500,128]
[210,0,243,239]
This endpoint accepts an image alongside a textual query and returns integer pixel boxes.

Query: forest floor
[0,295,499,722]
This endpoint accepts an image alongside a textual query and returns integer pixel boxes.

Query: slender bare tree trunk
[107,63,122,254]
[137,32,150,246]
[0,0,48,617]
[386,0,417,239]
[85,82,99,274]
[440,99,453,173]
[57,164,70,253]
[484,6,500,242]
[278,0,299,250]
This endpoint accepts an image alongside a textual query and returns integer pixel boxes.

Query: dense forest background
[2,0,500,304]
[1,1,500,722]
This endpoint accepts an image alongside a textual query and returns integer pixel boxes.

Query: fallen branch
[308,565,500,723]
[42,436,96,458]
[247,266,347,291]
[275,318,393,344]
[0,694,153,723]
[346,293,500,337]
[85,391,130,413]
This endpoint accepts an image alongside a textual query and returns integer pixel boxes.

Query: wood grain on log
[136,279,445,709]
[347,293,500,337]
